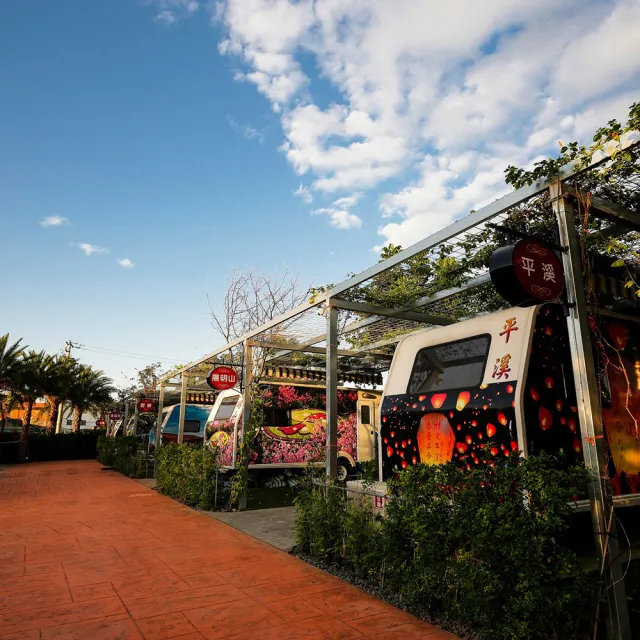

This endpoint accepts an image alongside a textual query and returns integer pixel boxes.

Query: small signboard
[490,238,565,307]
[206,366,238,391]
[109,411,122,421]
[137,399,156,413]
[96,419,106,428]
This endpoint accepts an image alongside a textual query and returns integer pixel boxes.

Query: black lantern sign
[490,238,565,307]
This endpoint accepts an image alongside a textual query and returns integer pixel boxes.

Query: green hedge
[97,435,149,478]
[28,431,101,461]
[0,431,101,463]
[294,454,594,640]
[156,443,220,510]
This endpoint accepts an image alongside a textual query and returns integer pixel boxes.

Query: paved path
[0,461,454,640]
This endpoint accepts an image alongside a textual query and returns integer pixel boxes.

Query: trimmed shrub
[156,443,220,510]
[294,453,594,639]
[97,435,149,478]
[28,431,100,461]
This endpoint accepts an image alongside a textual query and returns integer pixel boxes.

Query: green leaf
[611,259,625,268]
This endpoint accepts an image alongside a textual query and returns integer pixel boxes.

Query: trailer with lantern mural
[378,297,640,507]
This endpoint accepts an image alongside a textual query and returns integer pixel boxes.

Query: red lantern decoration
[431,393,447,409]
[386,446,393,457]
[544,377,554,389]
[486,424,497,438]
[456,391,471,411]
[456,442,468,454]
[417,413,455,465]
[607,323,629,350]
[539,406,553,430]
[530,387,540,401]
[497,412,508,426]
[490,446,499,456]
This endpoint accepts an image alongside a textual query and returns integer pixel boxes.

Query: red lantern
[456,442,468,454]
[417,413,455,465]
[497,412,508,426]
[539,406,553,430]
[456,391,471,411]
[431,393,447,409]
[486,424,497,438]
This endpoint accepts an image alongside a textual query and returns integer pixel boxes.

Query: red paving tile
[0,461,456,640]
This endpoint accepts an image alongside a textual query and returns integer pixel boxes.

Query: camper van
[149,403,215,447]
[379,303,640,501]
[205,384,382,480]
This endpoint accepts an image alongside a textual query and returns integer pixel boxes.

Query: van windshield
[407,335,490,394]
[214,396,240,420]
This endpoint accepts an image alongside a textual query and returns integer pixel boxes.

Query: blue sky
[1,0,639,386]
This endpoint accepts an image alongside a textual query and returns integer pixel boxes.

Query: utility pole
[55,341,74,434]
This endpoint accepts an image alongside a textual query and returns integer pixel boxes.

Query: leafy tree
[13,350,59,442]
[0,333,25,431]
[0,333,25,388]
[44,357,81,433]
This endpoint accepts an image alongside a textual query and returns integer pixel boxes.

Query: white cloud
[214,0,640,247]
[313,193,362,230]
[75,243,108,256]
[226,117,265,143]
[118,258,136,268]
[152,0,199,25]
[41,216,69,227]
[293,183,313,204]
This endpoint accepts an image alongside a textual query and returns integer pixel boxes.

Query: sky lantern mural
[417,413,455,465]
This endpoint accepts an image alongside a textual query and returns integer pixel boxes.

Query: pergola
[158,131,639,638]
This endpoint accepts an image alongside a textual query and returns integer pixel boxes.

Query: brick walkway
[0,461,455,640]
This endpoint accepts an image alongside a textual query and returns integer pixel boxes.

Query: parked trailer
[349,304,640,510]
[204,384,382,481]
[149,403,216,448]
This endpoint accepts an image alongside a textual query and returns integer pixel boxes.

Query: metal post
[177,373,187,445]
[551,181,632,640]
[132,404,138,437]
[123,402,129,437]
[154,384,165,477]
[238,342,253,511]
[326,303,338,479]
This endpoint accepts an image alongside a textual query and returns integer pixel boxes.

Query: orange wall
[8,403,50,427]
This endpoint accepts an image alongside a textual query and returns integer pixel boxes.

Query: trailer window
[263,408,290,426]
[360,405,372,425]
[184,420,200,433]
[214,397,239,420]
[408,335,491,394]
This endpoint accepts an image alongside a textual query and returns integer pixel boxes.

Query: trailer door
[357,400,376,462]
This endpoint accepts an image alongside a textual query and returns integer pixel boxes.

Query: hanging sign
[490,238,564,307]
[207,366,238,391]
[137,398,156,413]
[109,411,122,421]
[96,419,106,428]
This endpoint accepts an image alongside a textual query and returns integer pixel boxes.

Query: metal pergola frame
[155,132,639,638]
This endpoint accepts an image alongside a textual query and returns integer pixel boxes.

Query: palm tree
[0,333,25,388]
[14,351,60,443]
[68,366,115,431]
[44,357,80,433]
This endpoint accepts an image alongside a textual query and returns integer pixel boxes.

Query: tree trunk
[0,402,5,432]
[21,400,34,442]
[46,396,60,433]
[72,406,82,432]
